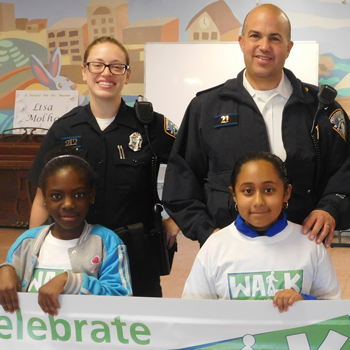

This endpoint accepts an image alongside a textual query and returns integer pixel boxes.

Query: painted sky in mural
[2,0,349,55]
[1,0,350,131]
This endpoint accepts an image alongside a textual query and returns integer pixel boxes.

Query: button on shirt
[243,72,293,161]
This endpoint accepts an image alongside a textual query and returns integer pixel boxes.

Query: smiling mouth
[256,56,272,61]
[97,81,115,86]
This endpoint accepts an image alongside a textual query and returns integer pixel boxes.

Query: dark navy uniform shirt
[28,100,176,233]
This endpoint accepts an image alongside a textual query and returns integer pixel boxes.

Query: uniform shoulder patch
[329,109,347,141]
[164,117,178,138]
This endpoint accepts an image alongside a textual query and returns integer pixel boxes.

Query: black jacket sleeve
[162,98,216,246]
[315,101,350,229]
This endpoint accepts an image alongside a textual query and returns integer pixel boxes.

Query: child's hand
[38,272,68,316]
[273,289,304,313]
[0,266,20,313]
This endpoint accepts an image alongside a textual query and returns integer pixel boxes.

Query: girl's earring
[283,201,289,209]
[43,202,47,206]
[235,203,238,211]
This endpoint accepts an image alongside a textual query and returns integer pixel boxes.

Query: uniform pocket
[204,170,235,227]
[114,158,147,195]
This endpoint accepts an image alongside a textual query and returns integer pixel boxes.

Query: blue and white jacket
[1,222,132,296]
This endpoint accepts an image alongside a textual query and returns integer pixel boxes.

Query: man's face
[238,7,293,90]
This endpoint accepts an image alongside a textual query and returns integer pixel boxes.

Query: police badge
[129,132,143,151]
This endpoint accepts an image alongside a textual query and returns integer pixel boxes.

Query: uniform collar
[113,99,138,130]
[74,99,138,131]
[234,212,288,238]
[220,68,315,107]
[243,70,293,101]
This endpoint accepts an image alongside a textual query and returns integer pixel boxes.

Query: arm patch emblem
[164,117,178,138]
[329,109,346,141]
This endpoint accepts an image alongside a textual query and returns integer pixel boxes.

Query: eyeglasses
[84,62,129,75]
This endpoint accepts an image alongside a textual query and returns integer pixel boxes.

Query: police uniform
[28,100,177,297]
[163,68,350,246]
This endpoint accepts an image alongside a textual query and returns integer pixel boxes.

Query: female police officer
[28,36,179,297]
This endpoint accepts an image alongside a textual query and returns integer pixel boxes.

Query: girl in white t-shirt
[0,147,131,316]
[182,151,341,312]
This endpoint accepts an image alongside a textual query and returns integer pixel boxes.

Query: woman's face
[82,42,131,104]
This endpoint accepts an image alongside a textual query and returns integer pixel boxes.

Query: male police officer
[163,4,350,247]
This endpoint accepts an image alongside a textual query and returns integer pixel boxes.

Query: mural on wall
[0,0,350,132]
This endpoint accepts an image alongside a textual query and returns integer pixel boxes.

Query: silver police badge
[129,132,143,152]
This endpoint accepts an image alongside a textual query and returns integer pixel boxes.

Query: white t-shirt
[95,116,115,131]
[28,231,79,292]
[182,221,342,301]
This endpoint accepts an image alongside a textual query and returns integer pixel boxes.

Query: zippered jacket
[1,222,132,296]
[163,69,350,246]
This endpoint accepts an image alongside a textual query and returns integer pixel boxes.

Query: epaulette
[301,83,320,105]
[196,82,225,96]
[304,83,318,94]
[58,105,82,120]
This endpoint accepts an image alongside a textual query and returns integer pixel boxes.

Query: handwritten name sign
[14,90,79,133]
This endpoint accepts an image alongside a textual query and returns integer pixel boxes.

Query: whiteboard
[145,42,319,127]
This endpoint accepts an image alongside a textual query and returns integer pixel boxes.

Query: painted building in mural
[26,19,47,33]
[186,0,241,42]
[87,0,129,42]
[123,17,179,84]
[0,0,350,132]
[0,2,15,31]
[47,18,88,64]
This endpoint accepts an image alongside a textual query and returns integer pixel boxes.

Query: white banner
[1,293,350,349]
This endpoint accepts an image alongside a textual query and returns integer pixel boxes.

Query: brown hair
[83,36,130,66]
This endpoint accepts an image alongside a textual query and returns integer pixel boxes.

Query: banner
[0,293,349,349]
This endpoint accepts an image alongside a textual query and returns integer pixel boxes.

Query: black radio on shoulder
[135,95,154,125]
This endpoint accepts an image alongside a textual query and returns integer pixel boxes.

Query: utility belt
[114,221,177,276]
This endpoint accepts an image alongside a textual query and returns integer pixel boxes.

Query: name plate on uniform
[13,90,79,133]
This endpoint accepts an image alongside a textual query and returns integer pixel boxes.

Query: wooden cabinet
[0,128,45,227]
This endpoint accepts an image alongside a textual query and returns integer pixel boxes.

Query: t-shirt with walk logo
[228,270,303,300]
[182,221,342,300]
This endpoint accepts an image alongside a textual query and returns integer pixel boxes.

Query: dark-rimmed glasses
[84,62,129,75]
